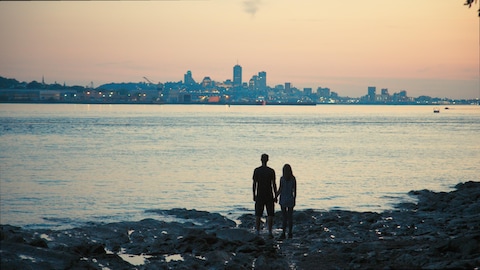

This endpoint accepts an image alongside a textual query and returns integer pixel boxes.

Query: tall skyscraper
[258,71,266,91]
[233,65,242,90]
[184,70,195,86]
[285,82,291,93]
[368,86,376,102]
[249,75,258,91]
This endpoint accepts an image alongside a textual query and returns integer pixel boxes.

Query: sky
[0,0,479,99]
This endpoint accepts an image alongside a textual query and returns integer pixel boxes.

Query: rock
[71,242,106,256]
[29,238,48,248]
[1,182,479,269]
[216,228,257,242]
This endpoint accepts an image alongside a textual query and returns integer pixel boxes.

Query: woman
[276,164,297,239]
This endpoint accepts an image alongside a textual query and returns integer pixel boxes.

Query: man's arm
[252,169,258,202]
[272,171,277,202]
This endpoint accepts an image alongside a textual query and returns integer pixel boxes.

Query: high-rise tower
[368,86,376,102]
[258,71,266,91]
[184,70,196,86]
[233,64,242,90]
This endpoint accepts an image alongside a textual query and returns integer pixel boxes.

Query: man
[252,153,277,237]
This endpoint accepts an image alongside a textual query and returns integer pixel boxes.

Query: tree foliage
[464,0,480,16]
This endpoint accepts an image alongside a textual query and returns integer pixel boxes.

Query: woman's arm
[275,177,283,199]
[293,178,297,205]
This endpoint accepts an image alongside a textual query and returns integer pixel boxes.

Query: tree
[26,81,43,89]
[464,0,480,16]
[0,76,19,88]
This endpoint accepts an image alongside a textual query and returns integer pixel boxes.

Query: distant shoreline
[1,101,478,106]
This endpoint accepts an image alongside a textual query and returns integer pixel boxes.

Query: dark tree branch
[464,0,480,16]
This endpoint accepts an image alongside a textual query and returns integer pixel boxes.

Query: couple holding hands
[252,153,297,239]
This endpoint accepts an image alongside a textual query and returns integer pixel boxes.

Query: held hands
[253,195,278,203]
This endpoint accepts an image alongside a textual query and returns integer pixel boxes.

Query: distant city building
[392,90,409,103]
[317,87,330,98]
[258,71,267,91]
[285,82,291,93]
[249,75,258,91]
[184,70,196,86]
[303,88,312,95]
[201,77,213,88]
[233,65,242,90]
[247,71,267,91]
[379,88,390,102]
[368,86,376,102]
[218,79,232,89]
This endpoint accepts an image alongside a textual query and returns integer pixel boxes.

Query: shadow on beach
[1,181,479,269]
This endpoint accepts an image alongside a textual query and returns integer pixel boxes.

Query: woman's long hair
[282,164,294,181]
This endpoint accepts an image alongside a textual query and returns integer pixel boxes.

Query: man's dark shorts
[255,200,275,217]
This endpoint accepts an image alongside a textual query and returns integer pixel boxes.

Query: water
[1,104,479,229]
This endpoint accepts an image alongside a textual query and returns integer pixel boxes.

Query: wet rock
[29,238,48,248]
[216,228,256,242]
[71,242,106,256]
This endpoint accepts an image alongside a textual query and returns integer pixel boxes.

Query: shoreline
[1,181,479,269]
[1,100,479,106]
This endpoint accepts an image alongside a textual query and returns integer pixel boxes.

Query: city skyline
[3,72,478,105]
[0,1,478,99]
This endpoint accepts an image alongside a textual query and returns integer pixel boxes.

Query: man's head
[261,154,269,163]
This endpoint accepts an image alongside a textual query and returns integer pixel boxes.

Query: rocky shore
[1,181,479,269]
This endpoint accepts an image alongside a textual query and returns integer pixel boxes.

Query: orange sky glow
[0,0,478,99]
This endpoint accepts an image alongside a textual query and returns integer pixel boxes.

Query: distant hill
[0,76,21,88]
[0,76,159,91]
[97,82,158,91]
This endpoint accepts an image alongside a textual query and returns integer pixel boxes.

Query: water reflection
[0,104,479,228]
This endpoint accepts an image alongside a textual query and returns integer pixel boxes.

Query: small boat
[433,107,440,113]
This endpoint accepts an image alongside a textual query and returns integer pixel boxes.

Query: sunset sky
[1,0,478,99]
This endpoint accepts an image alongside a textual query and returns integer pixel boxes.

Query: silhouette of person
[252,153,277,238]
[276,164,296,239]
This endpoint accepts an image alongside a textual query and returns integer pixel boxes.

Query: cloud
[243,0,262,16]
